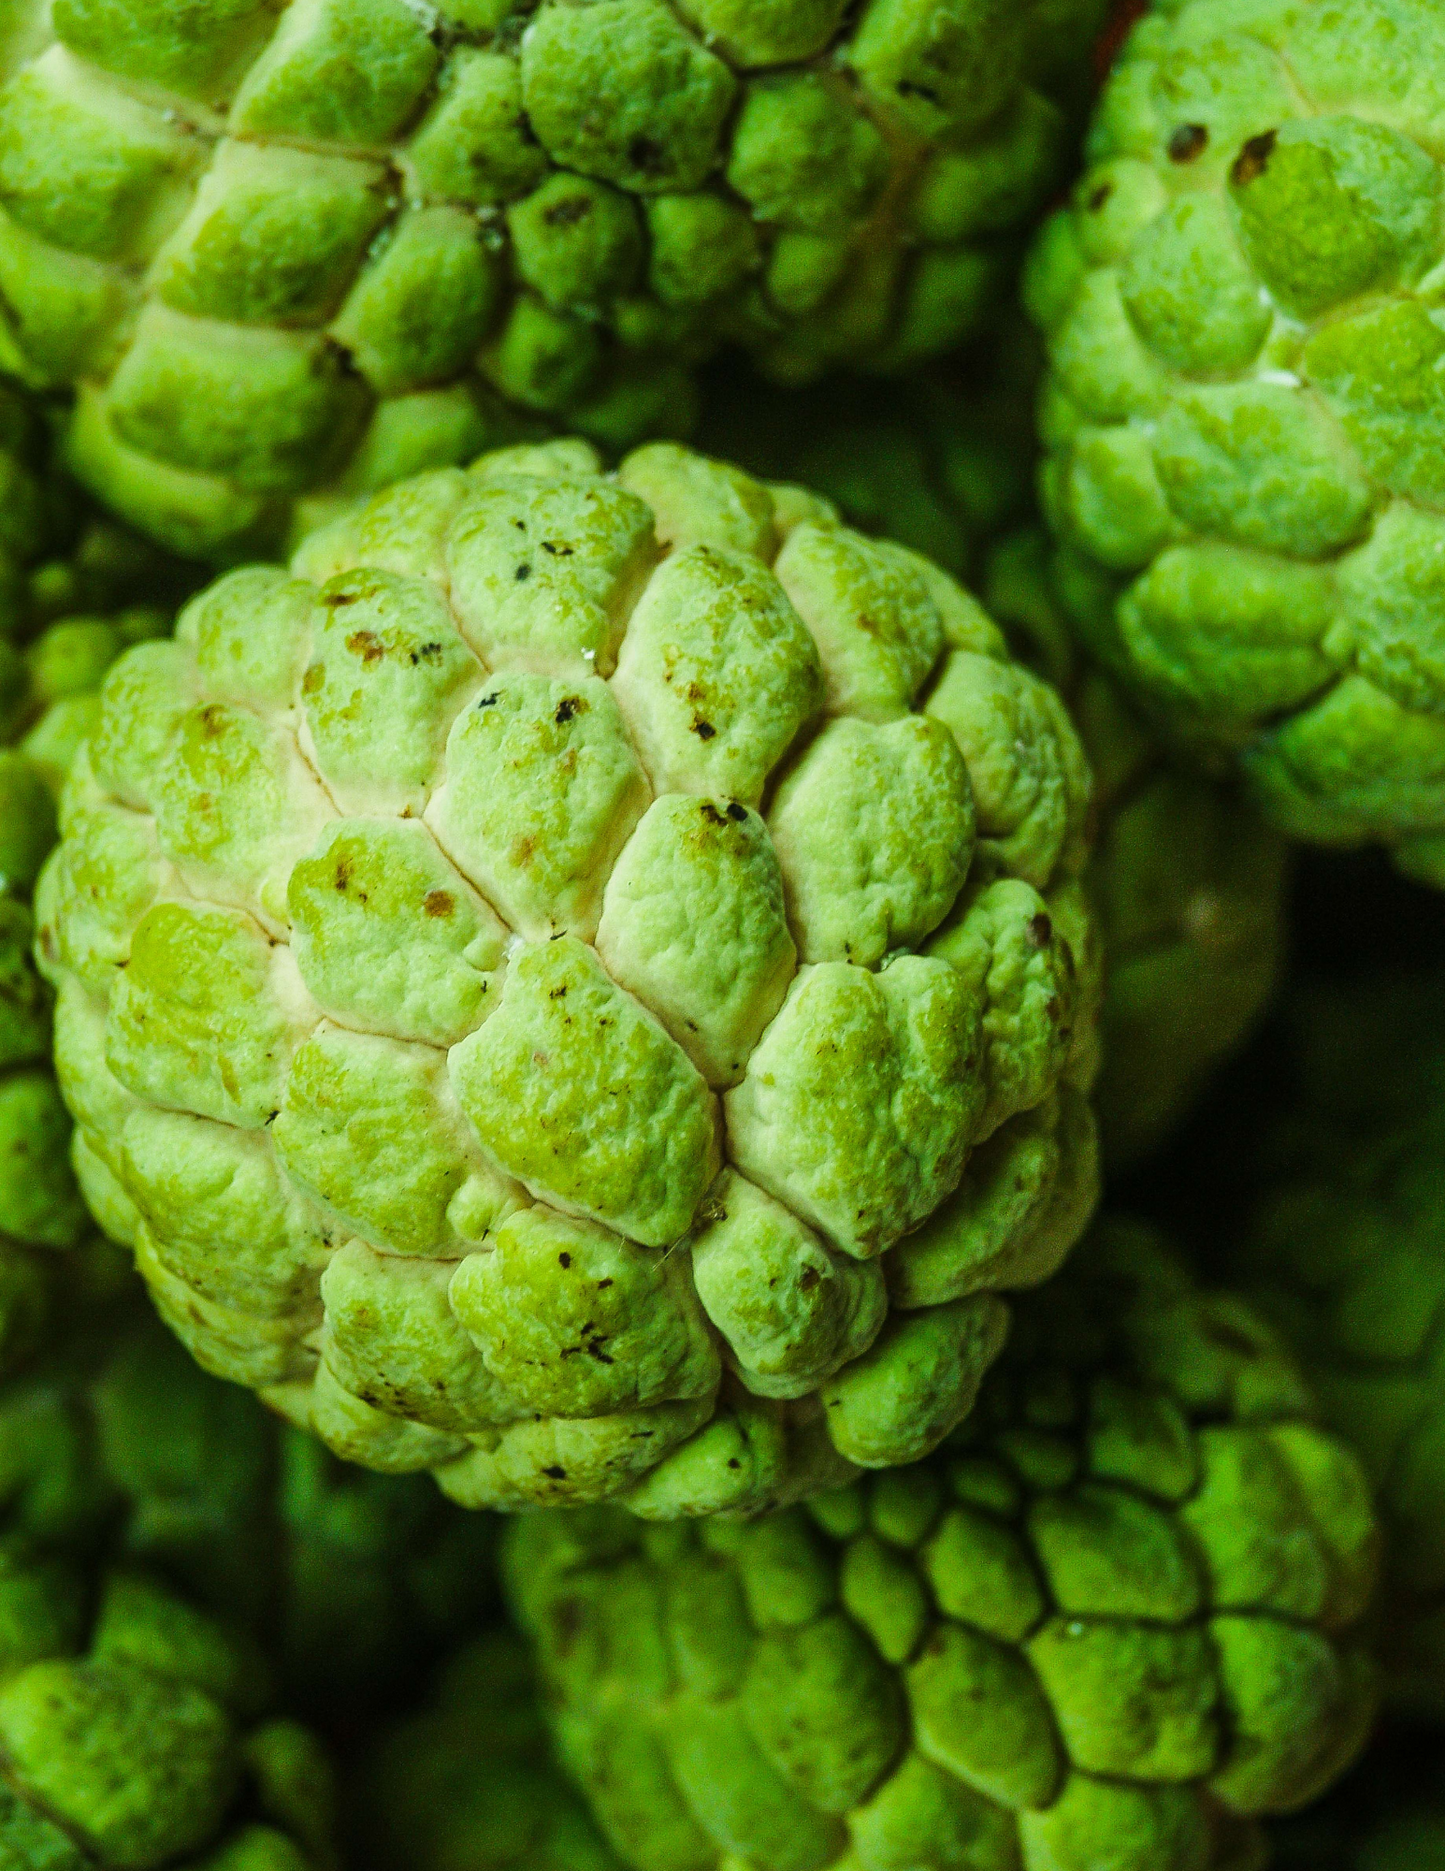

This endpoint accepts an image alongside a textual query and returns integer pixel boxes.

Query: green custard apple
[352,1624,627,1871]
[0,1538,337,1869]
[506,1220,1381,1871]
[1027,0,1445,886]
[0,0,1109,563]
[2,380,194,1348]
[0,1293,500,1721]
[700,344,1289,1168]
[36,437,1101,1516]
[1235,973,1445,1716]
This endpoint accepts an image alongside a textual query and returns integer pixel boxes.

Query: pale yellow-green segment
[273,1021,514,1259]
[449,936,720,1248]
[150,698,336,928]
[445,475,656,680]
[179,566,315,712]
[769,714,974,967]
[617,442,779,559]
[291,467,476,588]
[87,639,194,814]
[319,1239,528,1434]
[611,543,823,805]
[36,766,168,994]
[595,794,795,1088]
[689,1168,887,1401]
[726,957,983,1259]
[106,900,313,1130]
[301,565,481,815]
[774,523,945,721]
[926,651,1092,890]
[288,817,507,1048]
[427,670,650,942]
[449,1203,721,1416]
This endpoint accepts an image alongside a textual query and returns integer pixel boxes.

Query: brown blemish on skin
[1231,130,1277,187]
[1087,182,1113,212]
[1168,123,1208,163]
[424,890,454,918]
[1027,913,1053,949]
[346,629,386,665]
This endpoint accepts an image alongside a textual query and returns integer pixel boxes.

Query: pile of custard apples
[2,1,1444,1866]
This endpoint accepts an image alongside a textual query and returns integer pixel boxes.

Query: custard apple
[353,1625,626,1871]
[37,436,1101,1516]
[506,1221,1380,1871]
[1234,973,1445,1716]
[1027,0,1445,886]
[0,0,1109,562]
[0,1539,337,1869]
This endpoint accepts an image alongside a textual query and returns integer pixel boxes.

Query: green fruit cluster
[0,0,1108,561]
[507,1224,1380,1871]
[35,436,1103,1515]
[1027,0,1445,884]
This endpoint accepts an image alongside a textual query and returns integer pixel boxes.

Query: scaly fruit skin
[36,437,1101,1516]
[0,1541,336,1870]
[0,1298,499,1722]
[1027,0,1445,886]
[985,528,1287,1169]
[351,1626,627,1871]
[699,342,1288,1169]
[1237,975,1445,1716]
[0,0,1109,563]
[1,380,194,1360]
[506,1221,1380,1871]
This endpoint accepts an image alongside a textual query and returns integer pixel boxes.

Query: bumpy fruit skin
[0,0,1108,562]
[0,1296,500,1720]
[1238,975,1445,1715]
[37,437,1100,1515]
[699,343,1288,1167]
[985,529,1287,1168]
[1027,0,1445,885]
[0,1540,336,1870]
[506,1222,1380,1871]
[352,1625,627,1871]
[1,381,194,1362]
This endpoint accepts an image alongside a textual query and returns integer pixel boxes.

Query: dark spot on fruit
[1087,182,1113,211]
[692,717,716,740]
[798,1264,821,1292]
[334,858,354,893]
[198,704,226,737]
[727,1457,741,1469]
[1231,129,1277,187]
[549,984,568,999]
[896,78,939,103]
[559,1251,572,1268]
[597,1278,613,1289]
[416,641,444,664]
[517,112,539,147]
[542,1465,566,1479]
[346,629,386,665]
[424,889,454,918]
[555,696,582,724]
[627,133,664,173]
[726,801,747,821]
[477,692,500,708]
[699,801,727,825]
[1027,913,1053,948]
[324,588,359,607]
[541,540,573,556]
[515,562,532,581]
[1168,122,1208,163]
[544,192,593,227]
[303,664,324,694]
[585,1337,614,1365]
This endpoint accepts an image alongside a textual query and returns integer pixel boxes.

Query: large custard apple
[700,347,1288,1166]
[36,437,1101,1516]
[0,1289,500,1721]
[0,0,1109,563]
[1234,973,1445,1716]
[0,1535,337,1869]
[2,383,194,1324]
[1027,0,1445,887]
[353,1624,626,1871]
[505,1221,1381,1871]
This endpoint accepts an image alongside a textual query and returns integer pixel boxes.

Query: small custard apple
[1027,0,1445,886]
[505,1221,1381,1871]
[0,1540,337,1870]
[36,437,1101,1516]
[0,1295,500,1721]
[2,387,194,1326]
[1234,973,1445,1716]
[352,1624,627,1871]
[701,348,1288,1167]
[0,0,1109,563]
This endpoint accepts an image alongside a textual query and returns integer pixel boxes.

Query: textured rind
[40,437,1101,1514]
[1029,0,1445,881]
[0,378,195,1373]
[0,0,1108,559]
[504,1222,1378,1871]
[1237,974,1445,1716]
